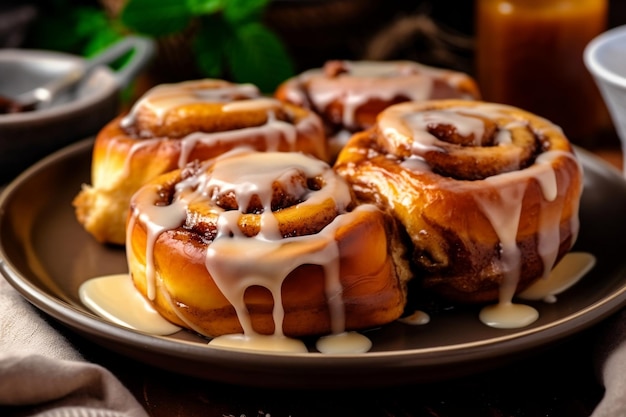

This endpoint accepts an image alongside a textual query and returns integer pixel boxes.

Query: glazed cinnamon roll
[126,148,410,338]
[73,79,329,245]
[334,100,583,304]
[274,60,481,158]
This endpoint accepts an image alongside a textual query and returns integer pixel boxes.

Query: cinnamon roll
[334,100,583,304]
[126,148,410,338]
[274,60,481,158]
[73,79,329,245]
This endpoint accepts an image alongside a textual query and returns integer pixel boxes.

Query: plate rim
[1,138,626,386]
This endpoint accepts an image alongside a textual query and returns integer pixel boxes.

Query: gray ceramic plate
[1,138,625,388]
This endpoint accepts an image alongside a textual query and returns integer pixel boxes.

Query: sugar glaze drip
[519,252,596,303]
[129,148,375,352]
[284,60,476,131]
[121,80,260,127]
[120,110,322,180]
[79,274,181,336]
[113,80,326,181]
[379,102,583,328]
[78,250,595,347]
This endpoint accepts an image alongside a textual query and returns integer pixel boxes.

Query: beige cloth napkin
[0,277,148,417]
[592,308,626,417]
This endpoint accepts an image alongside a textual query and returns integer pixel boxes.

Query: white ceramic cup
[584,25,626,175]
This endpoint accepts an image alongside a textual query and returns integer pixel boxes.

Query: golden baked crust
[334,99,583,304]
[73,79,329,245]
[126,149,410,338]
[275,60,481,158]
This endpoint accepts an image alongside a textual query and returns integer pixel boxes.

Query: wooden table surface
[60,144,621,417]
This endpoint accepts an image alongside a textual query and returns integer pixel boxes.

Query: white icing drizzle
[378,102,582,329]
[79,274,181,335]
[519,252,596,303]
[410,110,488,149]
[209,333,308,353]
[129,149,373,351]
[121,80,260,127]
[175,113,300,169]
[222,97,280,113]
[479,302,539,329]
[122,137,161,179]
[380,104,537,156]
[78,251,595,346]
[286,60,476,130]
[79,251,596,341]
[315,332,372,354]
[399,156,431,173]
[137,198,187,300]
[474,178,525,305]
[119,110,323,175]
[112,80,326,182]
[398,310,431,325]
[476,152,579,328]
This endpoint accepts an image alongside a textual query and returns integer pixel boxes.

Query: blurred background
[2,0,625,148]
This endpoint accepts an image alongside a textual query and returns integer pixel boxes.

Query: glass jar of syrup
[475,0,610,146]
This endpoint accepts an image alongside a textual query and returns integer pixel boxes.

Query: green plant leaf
[225,22,294,93]
[74,8,111,39]
[193,18,230,78]
[83,30,124,57]
[121,0,192,36]
[83,31,137,73]
[28,6,108,53]
[224,0,269,23]
[186,0,223,15]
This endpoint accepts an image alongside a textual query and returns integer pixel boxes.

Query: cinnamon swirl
[274,60,481,158]
[126,148,410,338]
[334,100,583,305]
[73,79,329,245]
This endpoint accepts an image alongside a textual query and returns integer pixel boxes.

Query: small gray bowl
[585,25,626,175]
[0,36,155,183]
